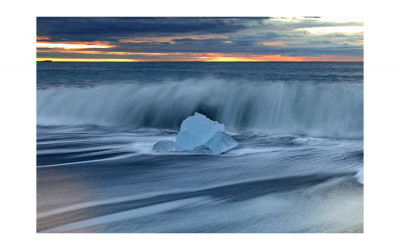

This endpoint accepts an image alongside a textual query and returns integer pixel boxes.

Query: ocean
[37,62,363,233]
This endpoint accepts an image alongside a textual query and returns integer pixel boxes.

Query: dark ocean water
[37,62,363,233]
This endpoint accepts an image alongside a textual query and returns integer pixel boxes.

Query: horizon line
[37,60,363,63]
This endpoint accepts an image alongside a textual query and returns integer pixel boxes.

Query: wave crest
[37,79,363,138]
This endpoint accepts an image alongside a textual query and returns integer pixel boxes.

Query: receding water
[37,62,363,233]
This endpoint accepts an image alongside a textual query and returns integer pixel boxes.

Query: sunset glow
[36,58,139,62]
[37,17,363,62]
[37,42,112,49]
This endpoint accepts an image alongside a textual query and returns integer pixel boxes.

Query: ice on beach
[153,112,238,154]
[152,140,176,152]
[175,112,225,151]
[194,131,238,155]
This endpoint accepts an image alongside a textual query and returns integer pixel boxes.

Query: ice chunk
[152,140,176,152]
[196,131,238,155]
[152,112,238,154]
[175,112,225,151]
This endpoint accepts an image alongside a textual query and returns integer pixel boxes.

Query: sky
[36,17,363,62]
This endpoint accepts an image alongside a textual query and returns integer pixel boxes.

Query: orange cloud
[37,36,50,41]
[258,42,286,46]
[37,42,113,49]
[36,49,176,56]
[36,58,139,62]
[258,41,299,47]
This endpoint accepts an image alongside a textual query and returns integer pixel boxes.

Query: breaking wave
[37,78,363,138]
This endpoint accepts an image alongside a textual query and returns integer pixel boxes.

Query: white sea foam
[41,197,212,233]
[153,140,176,152]
[37,153,136,168]
[37,79,363,138]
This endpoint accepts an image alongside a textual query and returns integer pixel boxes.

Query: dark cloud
[38,38,362,58]
[37,17,363,60]
[37,17,257,42]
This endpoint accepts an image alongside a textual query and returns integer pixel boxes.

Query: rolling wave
[37,79,363,138]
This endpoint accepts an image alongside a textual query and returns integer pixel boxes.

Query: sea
[37,62,363,233]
